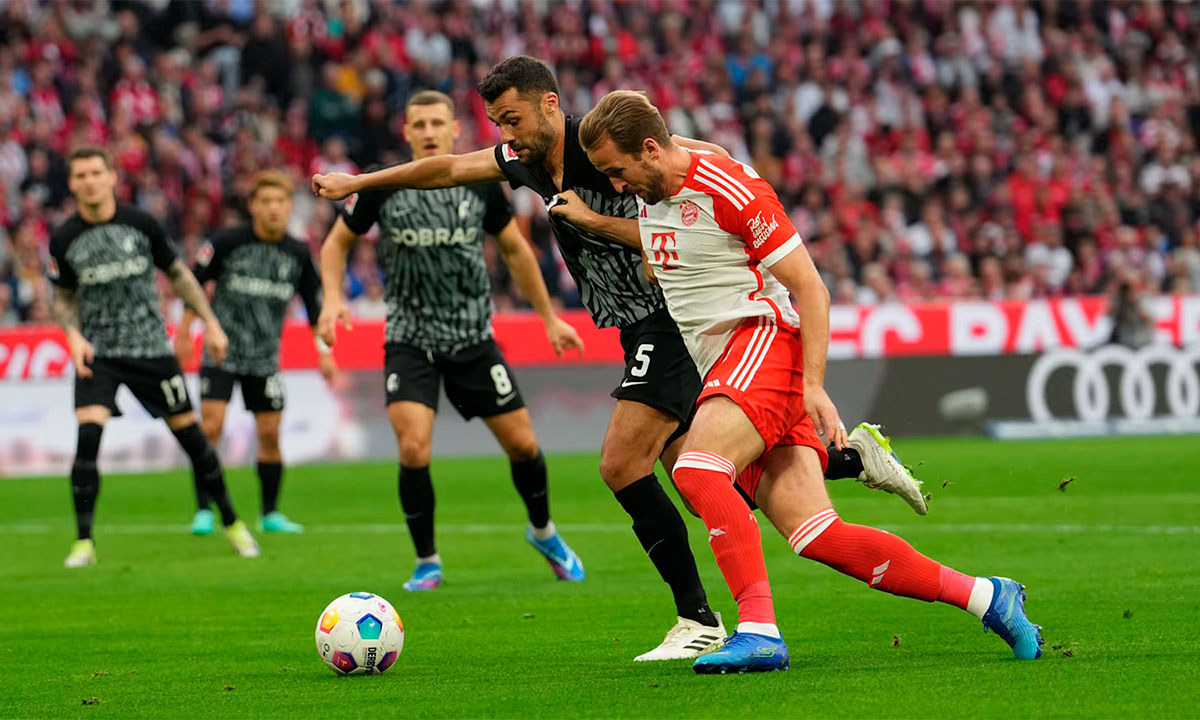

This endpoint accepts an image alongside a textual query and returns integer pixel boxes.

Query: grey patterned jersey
[493,115,665,329]
[48,205,176,358]
[193,227,321,376]
[342,181,514,352]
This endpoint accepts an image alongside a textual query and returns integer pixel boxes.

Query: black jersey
[47,205,176,358]
[192,227,321,376]
[493,115,665,329]
[343,182,513,353]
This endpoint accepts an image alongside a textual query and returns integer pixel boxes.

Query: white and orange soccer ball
[314,592,405,676]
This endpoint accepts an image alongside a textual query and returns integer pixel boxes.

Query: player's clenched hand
[544,316,585,357]
[311,172,358,201]
[68,335,94,378]
[173,330,194,371]
[205,321,229,365]
[547,190,599,228]
[317,300,352,347]
[641,249,658,286]
[805,384,848,450]
[318,353,339,386]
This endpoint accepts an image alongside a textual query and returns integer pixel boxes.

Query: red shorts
[698,316,829,501]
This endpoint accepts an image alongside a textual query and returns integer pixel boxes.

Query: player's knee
[599,448,654,491]
[502,434,540,462]
[257,431,281,458]
[201,419,222,446]
[398,438,432,468]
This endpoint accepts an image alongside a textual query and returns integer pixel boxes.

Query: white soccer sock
[530,520,557,541]
[737,621,781,639]
[966,577,995,620]
[417,553,442,566]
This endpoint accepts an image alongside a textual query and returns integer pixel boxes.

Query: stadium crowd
[1,0,1200,327]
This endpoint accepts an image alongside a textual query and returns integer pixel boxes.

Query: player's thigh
[386,401,436,467]
[679,396,766,473]
[482,408,540,461]
[598,399,680,491]
[126,356,194,420]
[754,444,833,539]
[199,399,229,441]
[383,343,440,412]
[611,309,701,427]
[74,357,121,421]
[240,373,286,414]
[254,410,283,443]
[441,341,525,421]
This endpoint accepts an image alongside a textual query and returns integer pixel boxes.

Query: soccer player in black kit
[174,170,337,536]
[314,57,925,660]
[318,90,586,591]
[48,146,259,567]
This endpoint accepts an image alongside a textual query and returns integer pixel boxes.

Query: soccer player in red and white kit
[576,91,1043,674]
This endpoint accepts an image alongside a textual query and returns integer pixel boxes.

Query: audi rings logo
[1027,344,1200,423]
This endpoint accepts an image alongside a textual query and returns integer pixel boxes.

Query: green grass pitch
[2,436,1198,718]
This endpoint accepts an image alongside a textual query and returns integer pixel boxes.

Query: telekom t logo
[650,231,678,270]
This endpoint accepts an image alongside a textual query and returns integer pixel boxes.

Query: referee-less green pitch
[2,437,1197,719]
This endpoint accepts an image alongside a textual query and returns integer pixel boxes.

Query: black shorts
[611,308,702,425]
[384,339,525,420]
[200,366,285,413]
[75,355,193,419]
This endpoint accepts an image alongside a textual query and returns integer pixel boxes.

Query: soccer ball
[314,592,405,676]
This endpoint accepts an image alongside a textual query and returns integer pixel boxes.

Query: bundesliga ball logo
[315,592,405,676]
[680,200,700,227]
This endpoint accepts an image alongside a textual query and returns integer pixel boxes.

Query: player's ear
[452,119,461,140]
[643,137,659,159]
[541,92,559,117]
[401,119,411,144]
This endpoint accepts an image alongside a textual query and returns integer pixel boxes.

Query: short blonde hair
[579,90,672,156]
[250,169,294,199]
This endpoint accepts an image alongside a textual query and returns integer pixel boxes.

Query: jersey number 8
[490,364,513,395]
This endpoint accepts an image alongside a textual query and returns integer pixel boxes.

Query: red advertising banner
[3,295,1198,381]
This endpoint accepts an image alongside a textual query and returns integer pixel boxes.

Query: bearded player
[576,91,1043,673]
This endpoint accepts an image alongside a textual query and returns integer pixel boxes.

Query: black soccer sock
[825,445,865,480]
[399,465,436,558]
[71,423,104,541]
[172,424,237,526]
[510,451,550,529]
[258,461,283,516]
[615,474,719,628]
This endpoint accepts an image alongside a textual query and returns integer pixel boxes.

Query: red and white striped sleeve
[691,155,803,267]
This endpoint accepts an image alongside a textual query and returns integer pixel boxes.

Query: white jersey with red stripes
[636,150,804,376]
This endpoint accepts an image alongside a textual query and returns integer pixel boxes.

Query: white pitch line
[0,522,1198,536]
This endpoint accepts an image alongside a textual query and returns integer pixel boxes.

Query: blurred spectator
[0,0,1197,328]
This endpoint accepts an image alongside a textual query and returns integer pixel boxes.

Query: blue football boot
[525,527,585,581]
[981,577,1044,659]
[693,631,790,674]
[402,562,443,592]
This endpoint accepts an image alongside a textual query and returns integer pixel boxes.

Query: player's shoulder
[208,225,254,250]
[281,234,314,259]
[112,204,163,231]
[687,152,772,208]
[49,214,86,251]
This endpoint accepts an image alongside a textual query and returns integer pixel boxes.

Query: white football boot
[223,520,261,558]
[848,422,927,515]
[64,539,97,568]
[634,613,726,662]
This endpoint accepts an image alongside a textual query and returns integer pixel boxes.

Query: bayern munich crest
[680,200,699,227]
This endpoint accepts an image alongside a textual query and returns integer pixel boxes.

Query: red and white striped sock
[673,451,777,635]
[790,509,992,616]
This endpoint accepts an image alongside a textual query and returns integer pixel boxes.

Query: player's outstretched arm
[167,260,228,365]
[317,217,359,347]
[312,148,505,200]
[767,246,847,448]
[51,287,94,378]
[495,220,584,357]
[547,190,641,250]
[672,135,731,158]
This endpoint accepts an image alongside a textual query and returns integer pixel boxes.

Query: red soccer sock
[673,452,776,627]
[790,509,973,609]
